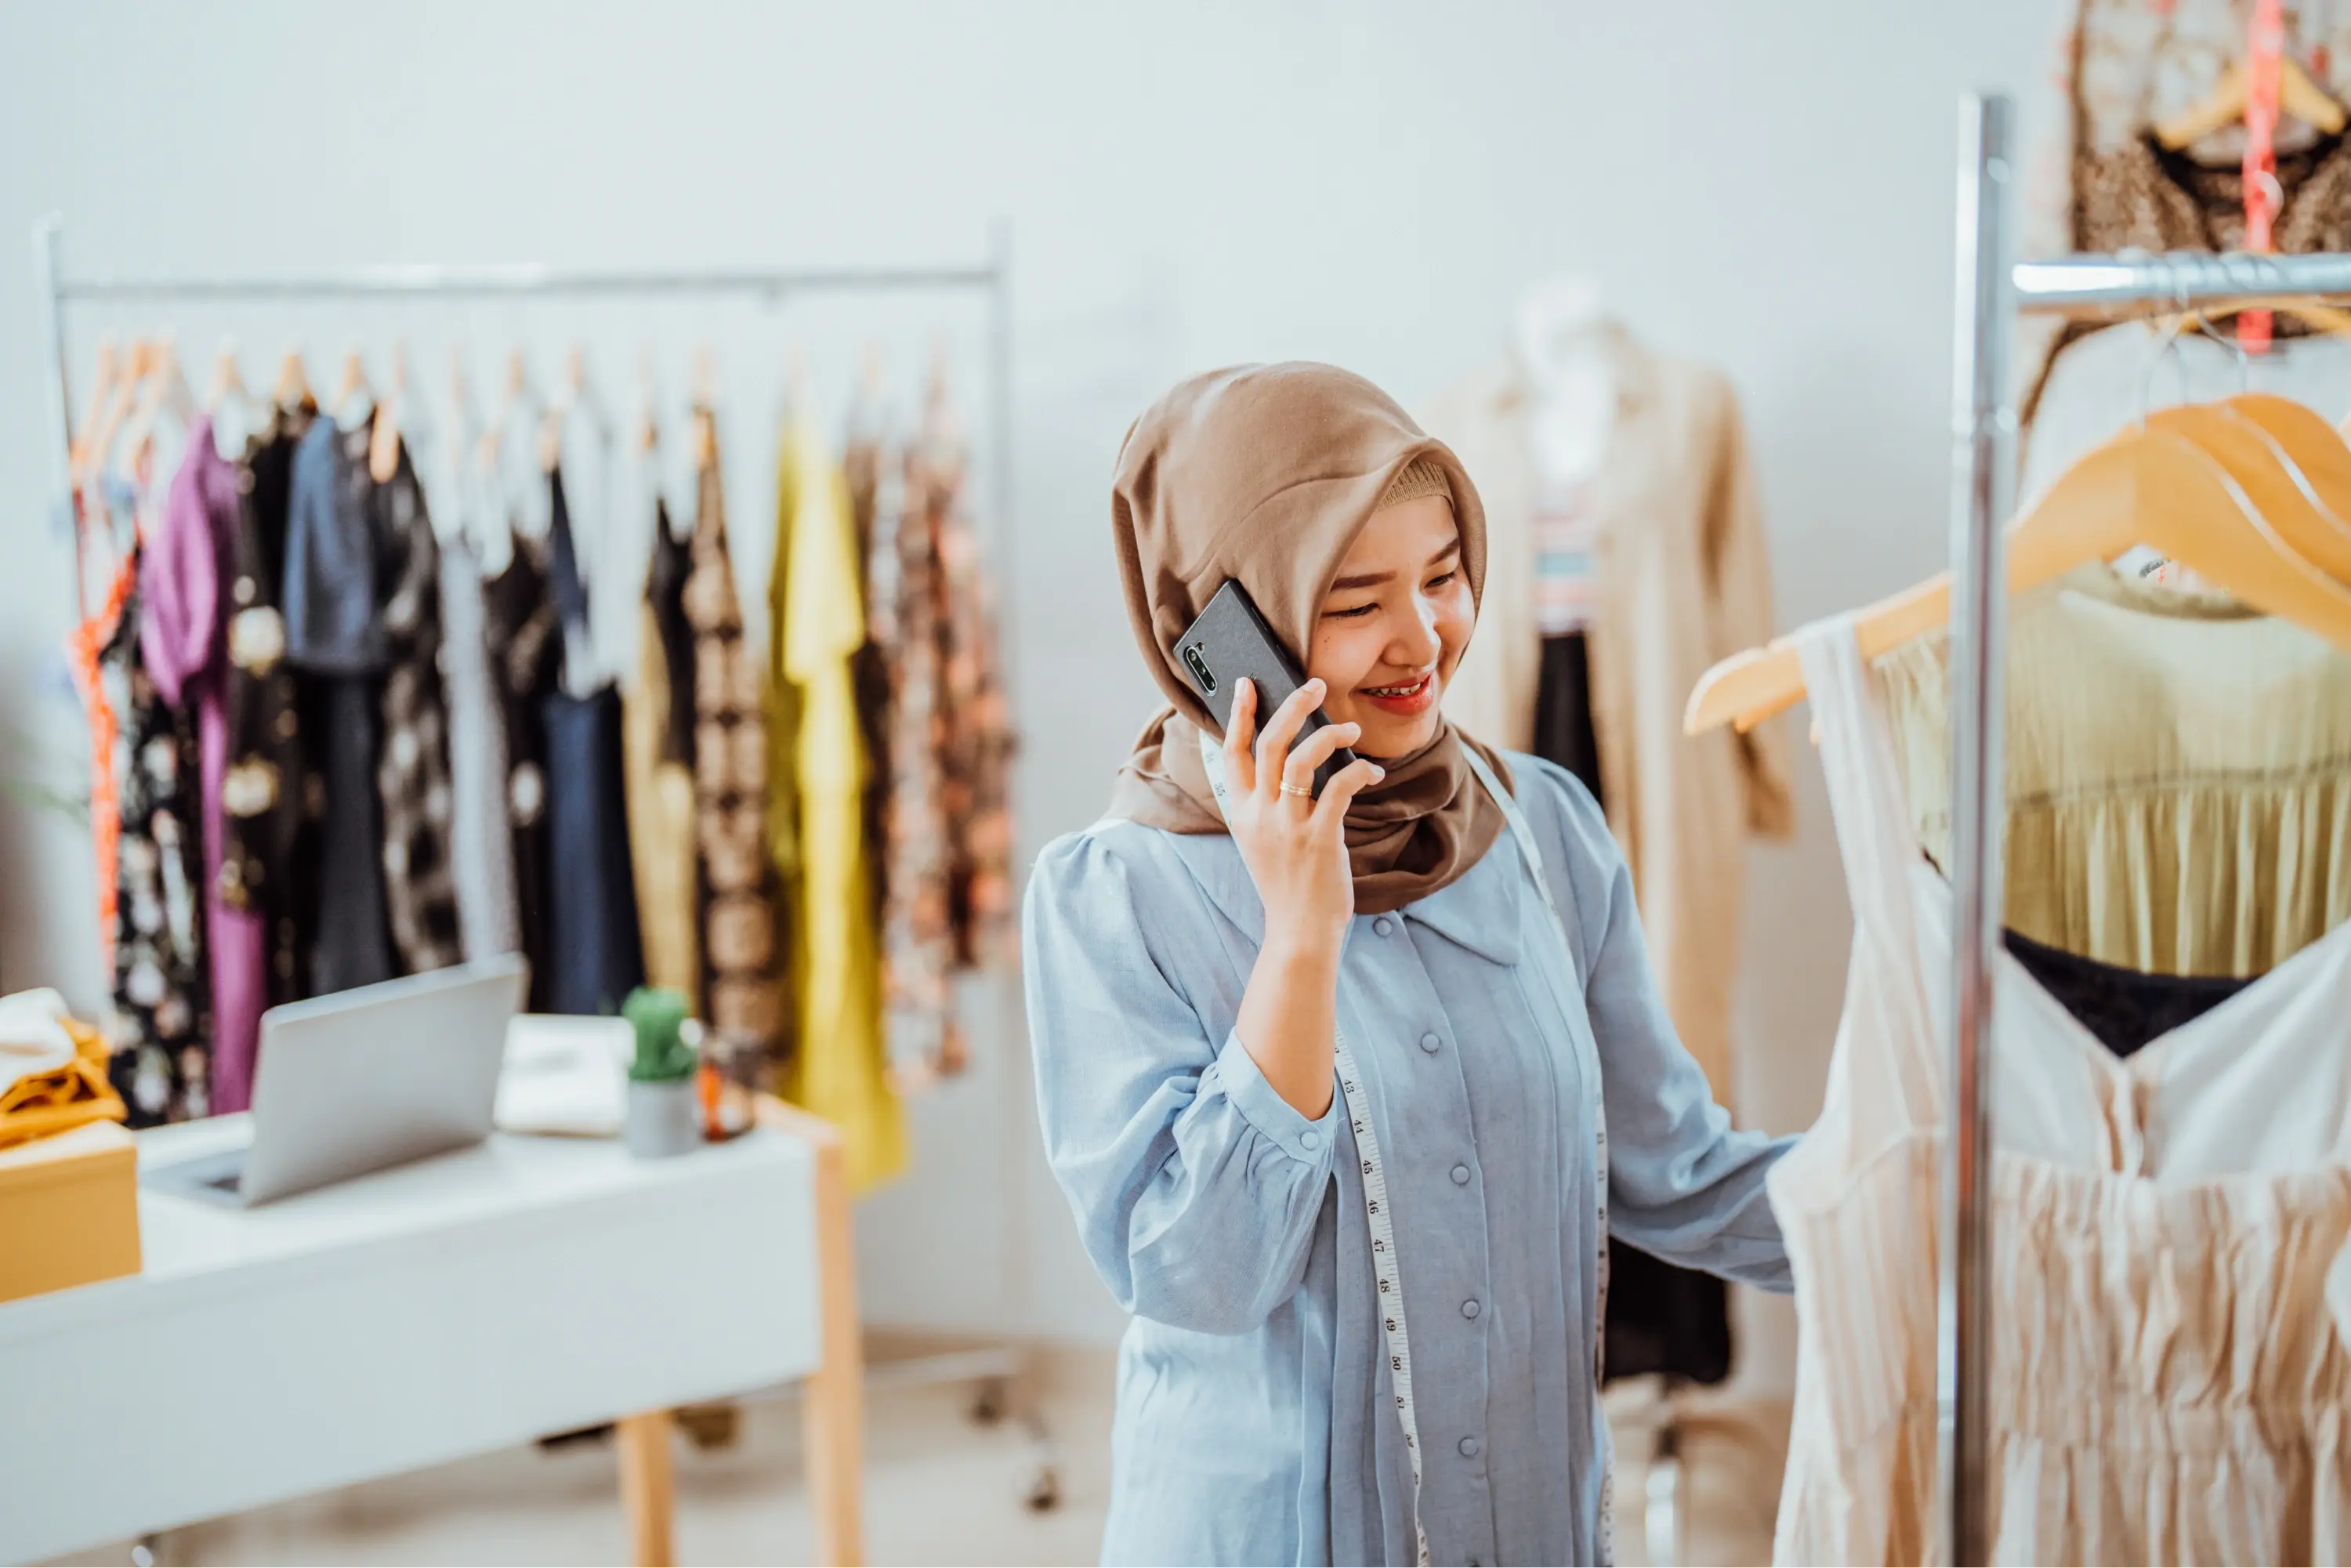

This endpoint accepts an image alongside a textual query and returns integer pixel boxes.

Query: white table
[0,1098,864,1566]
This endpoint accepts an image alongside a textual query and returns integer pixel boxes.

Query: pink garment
[144,418,265,1113]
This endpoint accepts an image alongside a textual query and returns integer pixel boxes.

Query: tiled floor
[51,1348,1786,1566]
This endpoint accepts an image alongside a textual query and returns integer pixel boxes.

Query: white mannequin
[1514,277,1621,494]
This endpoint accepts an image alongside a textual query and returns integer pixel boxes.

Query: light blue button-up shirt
[1027,754,1792,1566]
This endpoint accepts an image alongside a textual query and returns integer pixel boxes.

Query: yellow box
[0,1120,143,1303]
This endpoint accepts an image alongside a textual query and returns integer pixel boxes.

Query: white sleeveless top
[1771,617,2351,1566]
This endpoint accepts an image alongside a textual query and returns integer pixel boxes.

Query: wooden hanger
[636,347,661,456]
[784,342,812,420]
[332,346,372,423]
[2200,393,2351,562]
[1685,419,2351,734]
[690,342,717,469]
[2146,399,2351,581]
[2156,56,2348,149]
[78,337,154,488]
[115,333,192,476]
[368,340,408,483]
[539,343,590,473]
[273,346,313,412]
[206,336,260,459]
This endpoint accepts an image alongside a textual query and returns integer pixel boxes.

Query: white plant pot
[625,1077,701,1159]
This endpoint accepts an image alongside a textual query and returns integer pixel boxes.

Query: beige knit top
[1877,564,2351,977]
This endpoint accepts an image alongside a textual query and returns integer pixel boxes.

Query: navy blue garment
[538,683,645,1015]
[536,469,645,1016]
[281,416,394,996]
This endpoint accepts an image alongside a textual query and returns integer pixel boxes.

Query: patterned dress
[878,415,1017,1083]
[481,530,563,1013]
[683,409,783,1084]
[222,410,312,1014]
[370,434,464,976]
[104,563,212,1125]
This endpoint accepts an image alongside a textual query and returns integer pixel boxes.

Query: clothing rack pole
[33,215,1060,1505]
[1940,93,2014,1568]
[1940,93,2351,1561]
[36,215,1012,606]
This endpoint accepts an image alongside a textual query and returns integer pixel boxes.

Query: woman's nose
[1389,599,1442,667]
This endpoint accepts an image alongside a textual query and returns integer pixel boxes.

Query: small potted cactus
[623,987,704,1159]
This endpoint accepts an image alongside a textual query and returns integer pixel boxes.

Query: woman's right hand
[1221,678,1386,954]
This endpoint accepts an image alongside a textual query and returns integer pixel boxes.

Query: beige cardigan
[1422,336,1793,1106]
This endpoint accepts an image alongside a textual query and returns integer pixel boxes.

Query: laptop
[145,955,528,1208]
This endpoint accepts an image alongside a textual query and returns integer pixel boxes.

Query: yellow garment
[624,596,701,997]
[770,416,904,1192]
[0,995,127,1151]
[1879,563,2351,976]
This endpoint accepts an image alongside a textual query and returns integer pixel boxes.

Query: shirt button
[1418,1032,1440,1053]
[1299,1129,1321,1151]
[1371,916,1395,937]
[1458,1435,1481,1458]
[1462,1298,1480,1320]
[1451,1164,1471,1186]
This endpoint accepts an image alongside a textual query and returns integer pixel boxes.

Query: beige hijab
[1107,361,1511,915]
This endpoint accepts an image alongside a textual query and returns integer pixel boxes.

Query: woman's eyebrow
[1326,540,1461,594]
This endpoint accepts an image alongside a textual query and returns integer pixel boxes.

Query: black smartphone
[1172,581,1361,798]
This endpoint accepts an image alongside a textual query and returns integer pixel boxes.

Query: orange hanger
[1685,418,2351,734]
[67,334,121,481]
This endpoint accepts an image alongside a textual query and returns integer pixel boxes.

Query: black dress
[536,470,646,1016]
[105,562,212,1127]
[480,531,562,1012]
[222,407,313,1008]
[2003,929,2251,1058]
[1534,632,1735,1389]
[281,415,395,998]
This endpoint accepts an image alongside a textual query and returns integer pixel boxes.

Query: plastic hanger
[2156,55,2347,148]
[1685,418,2351,734]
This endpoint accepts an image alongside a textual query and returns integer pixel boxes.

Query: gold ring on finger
[1280,782,1313,798]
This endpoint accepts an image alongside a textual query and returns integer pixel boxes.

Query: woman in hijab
[1027,364,1791,1566]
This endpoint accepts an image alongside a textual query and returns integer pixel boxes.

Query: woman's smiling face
[1306,493,1473,760]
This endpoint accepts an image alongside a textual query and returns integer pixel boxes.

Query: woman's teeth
[1364,675,1430,697]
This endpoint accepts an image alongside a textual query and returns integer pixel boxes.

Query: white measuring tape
[1198,737,1614,1566]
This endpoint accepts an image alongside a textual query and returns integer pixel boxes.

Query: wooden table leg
[759,1097,866,1566]
[616,1409,677,1567]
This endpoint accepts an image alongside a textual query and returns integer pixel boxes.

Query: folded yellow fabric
[0,993,128,1151]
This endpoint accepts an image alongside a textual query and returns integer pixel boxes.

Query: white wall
[0,2,2060,1371]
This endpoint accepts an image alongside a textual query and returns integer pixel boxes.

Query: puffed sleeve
[1025,825,1340,1334]
[1528,759,1793,1291]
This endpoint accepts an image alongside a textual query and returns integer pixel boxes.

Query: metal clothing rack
[1940,93,2351,1563]
[29,213,1061,1512]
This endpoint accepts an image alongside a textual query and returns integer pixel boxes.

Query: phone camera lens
[1183,644,1217,694]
